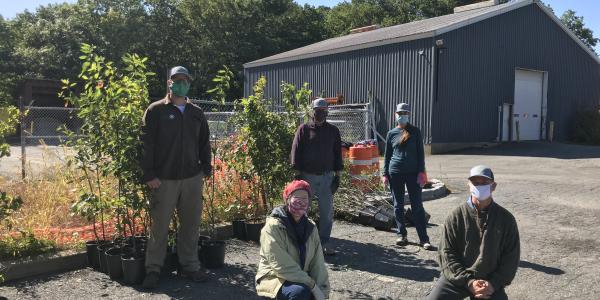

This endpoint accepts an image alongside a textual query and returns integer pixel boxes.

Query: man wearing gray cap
[290,98,343,256]
[141,66,212,288]
[426,165,520,300]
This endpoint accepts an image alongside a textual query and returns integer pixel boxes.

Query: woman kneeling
[256,180,330,300]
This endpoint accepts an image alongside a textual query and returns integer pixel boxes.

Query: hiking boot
[142,271,160,289]
[422,242,434,251]
[179,268,209,282]
[396,235,408,246]
[323,246,337,256]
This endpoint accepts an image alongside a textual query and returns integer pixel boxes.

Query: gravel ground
[1,141,600,300]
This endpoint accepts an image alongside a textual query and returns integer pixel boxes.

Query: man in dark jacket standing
[290,98,342,256]
[427,165,520,300]
[140,66,212,289]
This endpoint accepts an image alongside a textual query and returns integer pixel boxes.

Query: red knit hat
[282,180,312,201]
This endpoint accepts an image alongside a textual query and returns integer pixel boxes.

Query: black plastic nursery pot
[197,235,211,265]
[124,235,147,248]
[232,219,247,240]
[245,219,265,243]
[105,247,124,280]
[200,240,226,269]
[97,242,114,274]
[121,252,145,285]
[85,240,101,269]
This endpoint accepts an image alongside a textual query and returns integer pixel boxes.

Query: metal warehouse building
[243,0,600,153]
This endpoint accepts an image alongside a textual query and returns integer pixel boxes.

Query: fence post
[365,104,370,140]
[19,96,26,180]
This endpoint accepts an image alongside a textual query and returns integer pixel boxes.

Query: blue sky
[1,0,599,52]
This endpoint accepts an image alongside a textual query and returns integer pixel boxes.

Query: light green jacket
[255,216,330,299]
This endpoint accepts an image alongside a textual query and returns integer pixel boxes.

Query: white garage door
[513,69,544,140]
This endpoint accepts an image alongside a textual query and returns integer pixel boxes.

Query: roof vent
[350,25,381,34]
[454,0,501,13]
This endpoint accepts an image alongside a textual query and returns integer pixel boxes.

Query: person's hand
[311,284,326,300]
[468,279,492,299]
[146,178,161,189]
[417,172,428,187]
[204,167,212,179]
[382,175,389,186]
[331,175,340,194]
[476,281,495,298]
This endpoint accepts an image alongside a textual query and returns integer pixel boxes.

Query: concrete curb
[418,179,449,202]
[1,250,86,283]
[1,223,236,283]
[375,179,449,204]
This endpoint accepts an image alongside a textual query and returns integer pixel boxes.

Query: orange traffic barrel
[349,145,373,191]
[368,144,380,185]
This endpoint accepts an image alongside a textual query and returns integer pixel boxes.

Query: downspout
[430,39,440,146]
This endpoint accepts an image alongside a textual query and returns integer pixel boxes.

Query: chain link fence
[16,99,378,178]
[21,106,82,146]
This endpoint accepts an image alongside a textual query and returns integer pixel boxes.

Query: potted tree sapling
[199,135,226,269]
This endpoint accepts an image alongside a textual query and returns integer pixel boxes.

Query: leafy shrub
[0,231,56,260]
[572,109,600,145]
[0,105,19,158]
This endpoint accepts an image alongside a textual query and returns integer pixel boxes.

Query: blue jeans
[389,173,430,243]
[277,281,311,300]
[302,172,334,246]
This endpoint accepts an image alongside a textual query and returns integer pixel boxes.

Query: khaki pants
[145,172,204,274]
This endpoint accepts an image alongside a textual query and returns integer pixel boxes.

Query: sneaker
[179,268,209,282]
[396,235,408,246]
[323,246,337,256]
[142,271,160,289]
[422,242,434,251]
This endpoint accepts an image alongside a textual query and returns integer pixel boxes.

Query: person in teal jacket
[382,103,433,250]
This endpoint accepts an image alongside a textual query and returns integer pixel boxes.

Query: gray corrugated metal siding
[244,38,435,144]
[244,1,600,145]
[433,4,600,143]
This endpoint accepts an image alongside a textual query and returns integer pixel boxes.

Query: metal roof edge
[244,0,600,68]
[533,1,600,65]
[434,0,533,35]
[244,31,435,68]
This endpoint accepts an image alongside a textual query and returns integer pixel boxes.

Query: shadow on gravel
[326,237,439,282]
[333,289,395,300]
[3,271,68,299]
[442,142,600,159]
[127,262,262,300]
[519,260,564,275]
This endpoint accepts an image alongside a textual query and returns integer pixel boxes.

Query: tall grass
[0,145,113,241]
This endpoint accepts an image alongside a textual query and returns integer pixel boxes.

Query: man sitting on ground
[427,165,520,300]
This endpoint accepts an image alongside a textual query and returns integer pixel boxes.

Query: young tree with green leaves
[62,43,154,241]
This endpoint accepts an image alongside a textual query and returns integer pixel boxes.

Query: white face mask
[470,183,492,200]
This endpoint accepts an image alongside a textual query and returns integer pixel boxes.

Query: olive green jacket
[255,213,330,299]
[439,199,520,290]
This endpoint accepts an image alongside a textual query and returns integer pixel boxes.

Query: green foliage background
[0,0,502,104]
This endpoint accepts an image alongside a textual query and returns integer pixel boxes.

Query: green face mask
[170,80,190,97]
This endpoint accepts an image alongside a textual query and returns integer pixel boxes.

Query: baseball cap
[312,98,328,109]
[396,103,411,113]
[469,165,494,181]
[169,66,191,80]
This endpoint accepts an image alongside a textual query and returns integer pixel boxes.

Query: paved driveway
[2,142,600,299]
